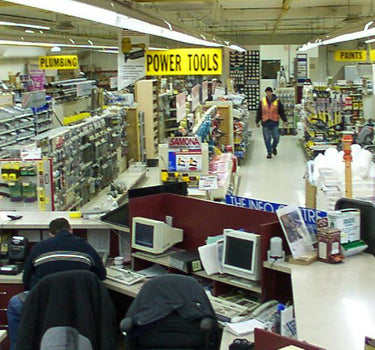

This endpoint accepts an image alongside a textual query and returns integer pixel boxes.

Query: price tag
[199,175,218,190]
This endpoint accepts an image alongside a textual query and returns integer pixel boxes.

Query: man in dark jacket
[7,218,107,350]
[256,87,287,159]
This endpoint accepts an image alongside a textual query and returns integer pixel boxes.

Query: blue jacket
[23,230,106,290]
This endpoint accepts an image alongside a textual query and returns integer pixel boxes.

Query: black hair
[49,218,71,235]
[265,87,273,92]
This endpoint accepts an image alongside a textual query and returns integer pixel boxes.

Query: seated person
[7,217,106,350]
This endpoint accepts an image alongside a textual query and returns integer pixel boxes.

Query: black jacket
[16,270,117,350]
[256,93,287,127]
[23,230,106,290]
[126,274,217,325]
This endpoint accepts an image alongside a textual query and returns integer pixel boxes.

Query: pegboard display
[230,50,260,110]
[0,158,53,211]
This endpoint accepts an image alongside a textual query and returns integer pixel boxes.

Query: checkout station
[0,193,375,350]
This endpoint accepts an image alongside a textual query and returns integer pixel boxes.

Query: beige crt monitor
[221,229,261,281]
[132,217,183,254]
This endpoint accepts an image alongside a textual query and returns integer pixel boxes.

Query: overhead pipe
[273,0,293,34]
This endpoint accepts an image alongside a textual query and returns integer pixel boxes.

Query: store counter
[0,211,109,230]
[264,253,375,350]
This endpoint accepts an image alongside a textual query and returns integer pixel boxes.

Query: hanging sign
[334,50,367,61]
[146,48,222,75]
[176,92,187,122]
[202,81,208,102]
[39,55,79,70]
[191,85,200,112]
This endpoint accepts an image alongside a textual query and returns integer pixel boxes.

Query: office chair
[120,274,219,350]
[15,270,117,350]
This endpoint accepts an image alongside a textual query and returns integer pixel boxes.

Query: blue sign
[225,195,327,235]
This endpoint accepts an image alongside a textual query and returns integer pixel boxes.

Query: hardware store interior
[1,1,375,350]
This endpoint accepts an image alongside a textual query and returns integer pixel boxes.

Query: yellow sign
[39,55,79,70]
[146,48,222,76]
[370,50,375,61]
[334,50,367,61]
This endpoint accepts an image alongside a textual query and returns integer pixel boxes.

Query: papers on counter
[225,318,265,336]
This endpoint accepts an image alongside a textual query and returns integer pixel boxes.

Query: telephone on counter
[0,236,29,275]
[251,300,278,324]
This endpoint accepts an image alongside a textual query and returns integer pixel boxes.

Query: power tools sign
[146,48,222,75]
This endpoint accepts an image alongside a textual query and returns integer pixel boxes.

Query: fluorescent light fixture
[323,28,375,45]
[25,29,34,33]
[163,20,172,31]
[69,38,75,44]
[0,39,118,50]
[148,46,167,50]
[0,20,50,30]
[365,37,375,43]
[301,23,375,50]
[51,46,61,52]
[298,41,322,52]
[95,49,118,54]
[365,21,374,31]
[88,40,93,46]
[39,30,44,34]
[3,0,222,47]
[228,44,247,52]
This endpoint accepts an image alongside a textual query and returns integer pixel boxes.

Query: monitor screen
[224,236,254,271]
[135,223,154,248]
[222,229,261,281]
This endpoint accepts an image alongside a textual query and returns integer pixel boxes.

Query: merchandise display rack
[230,50,260,110]
[33,107,128,211]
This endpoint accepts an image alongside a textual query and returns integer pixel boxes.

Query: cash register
[0,236,28,275]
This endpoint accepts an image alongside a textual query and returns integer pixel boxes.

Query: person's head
[49,218,71,236]
[265,87,273,98]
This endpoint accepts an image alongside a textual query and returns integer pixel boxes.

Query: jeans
[7,291,29,350]
[262,125,280,154]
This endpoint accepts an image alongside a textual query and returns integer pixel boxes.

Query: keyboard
[208,295,251,322]
[106,266,146,286]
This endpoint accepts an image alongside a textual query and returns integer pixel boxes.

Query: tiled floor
[142,116,307,207]
[236,116,306,207]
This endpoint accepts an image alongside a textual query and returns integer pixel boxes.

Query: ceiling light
[69,38,75,44]
[365,37,375,43]
[148,46,167,50]
[0,39,118,50]
[88,40,93,46]
[323,28,375,45]
[25,29,34,33]
[2,0,222,47]
[0,20,50,30]
[364,21,374,31]
[298,41,322,52]
[228,44,246,52]
[51,46,61,52]
[163,20,172,31]
[39,30,44,34]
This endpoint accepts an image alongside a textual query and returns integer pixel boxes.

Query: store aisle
[236,116,306,207]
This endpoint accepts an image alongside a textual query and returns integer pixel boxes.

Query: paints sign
[146,48,222,75]
[334,50,367,61]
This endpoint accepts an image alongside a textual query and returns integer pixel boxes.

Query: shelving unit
[132,252,261,295]
[230,50,260,110]
[125,106,146,164]
[135,79,160,160]
[0,100,53,158]
[33,107,127,211]
[159,93,178,139]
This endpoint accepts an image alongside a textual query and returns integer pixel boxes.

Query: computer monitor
[335,198,375,256]
[132,217,183,254]
[221,229,261,281]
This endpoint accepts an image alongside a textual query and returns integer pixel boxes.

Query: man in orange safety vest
[256,87,287,159]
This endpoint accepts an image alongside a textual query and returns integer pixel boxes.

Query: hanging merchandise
[0,158,53,211]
